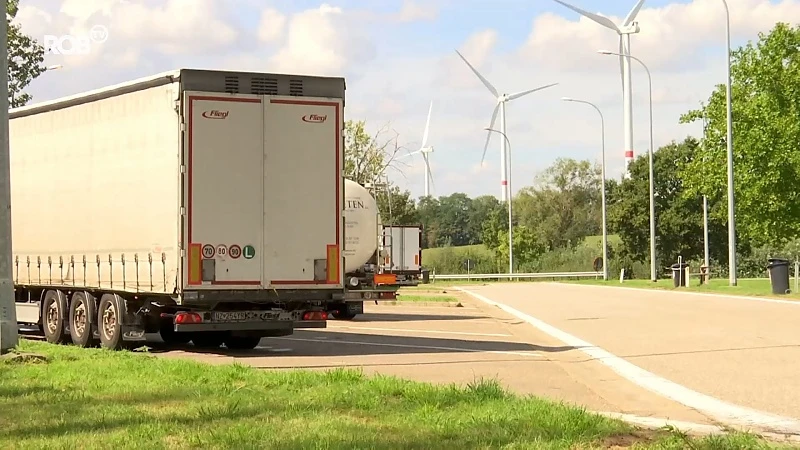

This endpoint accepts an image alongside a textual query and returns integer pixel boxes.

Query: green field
[395,293,460,303]
[419,235,643,276]
[568,277,800,300]
[0,340,783,449]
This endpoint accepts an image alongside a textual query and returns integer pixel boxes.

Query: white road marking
[326,325,512,337]
[457,287,800,436]
[271,336,542,358]
[554,282,800,306]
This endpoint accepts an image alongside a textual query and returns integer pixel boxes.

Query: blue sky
[15,0,797,200]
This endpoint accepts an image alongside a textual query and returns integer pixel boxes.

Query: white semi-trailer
[11,68,352,350]
[330,180,423,320]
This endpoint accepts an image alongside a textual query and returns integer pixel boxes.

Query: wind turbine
[551,0,645,175]
[397,101,435,197]
[455,50,558,202]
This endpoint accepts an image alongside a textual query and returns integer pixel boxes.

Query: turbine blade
[551,0,620,31]
[421,101,433,148]
[454,50,498,97]
[481,103,501,164]
[623,0,645,26]
[424,153,435,190]
[397,150,421,160]
[507,83,559,100]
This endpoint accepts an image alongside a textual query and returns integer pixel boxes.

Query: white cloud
[395,0,438,22]
[267,4,377,76]
[14,0,798,201]
[257,8,286,43]
[519,0,800,72]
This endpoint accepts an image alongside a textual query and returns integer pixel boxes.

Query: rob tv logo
[44,25,109,55]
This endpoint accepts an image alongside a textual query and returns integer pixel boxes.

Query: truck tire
[42,290,69,344]
[191,332,225,349]
[69,291,97,347]
[98,294,125,350]
[224,336,261,350]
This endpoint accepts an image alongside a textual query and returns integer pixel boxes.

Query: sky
[13,0,800,200]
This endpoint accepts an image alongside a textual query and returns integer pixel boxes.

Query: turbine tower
[551,0,644,175]
[398,101,435,197]
[455,50,558,201]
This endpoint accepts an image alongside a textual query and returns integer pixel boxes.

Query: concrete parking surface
[458,282,800,435]
[149,295,717,426]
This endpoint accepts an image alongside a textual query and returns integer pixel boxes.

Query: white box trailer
[380,225,423,284]
[10,68,354,350]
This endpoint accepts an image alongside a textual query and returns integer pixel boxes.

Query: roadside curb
[550,281,800,306]
[594,411,800,443]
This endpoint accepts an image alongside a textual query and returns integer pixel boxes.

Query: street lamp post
[721,0,736,286]
[599,49,656,282]
[485,127,513,275]
[0,15,16,354]
[562,97,609,281]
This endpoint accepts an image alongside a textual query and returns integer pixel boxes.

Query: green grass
[422,244,493,263]
[568,277,800,300]
[395,294,460,303]
[0,341,784,449]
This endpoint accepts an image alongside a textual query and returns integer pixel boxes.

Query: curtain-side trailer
[11,68,351,350]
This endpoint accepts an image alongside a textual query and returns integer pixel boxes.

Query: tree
[343,120,406,185]
[416,196,441,248]
[7,0,45,107]
[433,193,474,247]
[679,22,800,248]
[468,195,505,245]
[608,137,728,274]
[515,158,602,250]
[494,225,546,271]
[375,185,418,226]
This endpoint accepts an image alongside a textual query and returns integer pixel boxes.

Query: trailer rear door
[182,92,343,290]
[382,226,422,272]
[183,92,265,288]
[262,97,343,289]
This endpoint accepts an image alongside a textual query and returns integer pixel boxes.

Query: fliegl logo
[302,114,327,123]
[202,110,229,119]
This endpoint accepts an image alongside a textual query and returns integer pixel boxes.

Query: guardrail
[431,271,602,280]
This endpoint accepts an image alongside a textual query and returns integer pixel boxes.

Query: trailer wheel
[69,292,97,347]
[160,324,191,345]
[98,294,124,350]
[191,332,225,349]
[42,290,69,344]
[224,336,261,350]
[333,311,358,320]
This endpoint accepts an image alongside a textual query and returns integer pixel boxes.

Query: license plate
[213,311,280,322]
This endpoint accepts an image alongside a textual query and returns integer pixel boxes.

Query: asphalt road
[458,282,800,435]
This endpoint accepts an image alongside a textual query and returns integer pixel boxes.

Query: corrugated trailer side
[10,82,182,296]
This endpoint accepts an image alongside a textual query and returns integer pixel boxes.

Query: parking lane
[461,282,800,434]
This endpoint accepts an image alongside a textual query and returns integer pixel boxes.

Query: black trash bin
[766,258,791,294]
[421,268,430,284]
[671,262,689,287]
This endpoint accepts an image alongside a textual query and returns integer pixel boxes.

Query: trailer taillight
[302,311,328,321]
[174,312,202,324]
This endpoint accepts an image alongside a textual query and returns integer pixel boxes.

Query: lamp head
[561,97,575,102]
[597,50,614,55]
